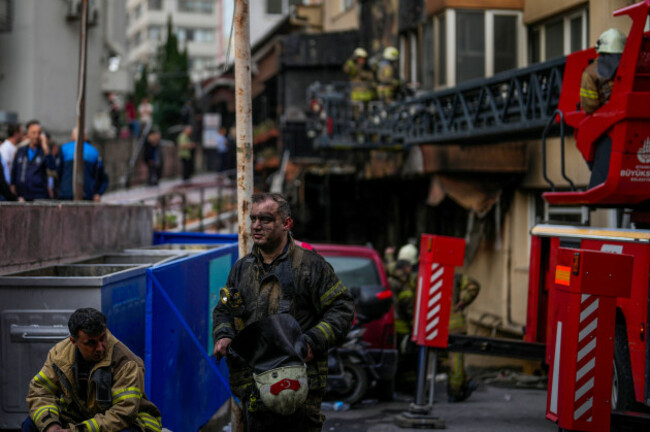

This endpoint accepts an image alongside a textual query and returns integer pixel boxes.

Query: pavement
[102,172,228,204]
[322,384,555,432]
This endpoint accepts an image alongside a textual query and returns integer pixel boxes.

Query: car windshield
[323,256,381,287]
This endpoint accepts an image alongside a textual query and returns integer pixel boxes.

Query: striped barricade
[412,234,466,348]
[546,248,632,431]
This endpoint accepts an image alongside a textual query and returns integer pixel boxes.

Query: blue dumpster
[145,243,237,432]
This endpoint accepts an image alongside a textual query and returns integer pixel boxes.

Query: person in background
[0,122,23,183]
[580,28,627,189]
[124,95,139,139]
[138,96,153,128]
[446,273,480,402]
[343,47,376,103]
[10,120,54,201]
[376,46,401,103]
[389,258,418,392]
[55,128,109,201]
[216,126,229,172]
[177,125,196,181]
[24,308,162,432]
[143,128,163,186]
[0,153,16,201]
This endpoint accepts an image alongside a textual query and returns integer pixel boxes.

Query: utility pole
[73,0,89,200]
[234,0,253,257]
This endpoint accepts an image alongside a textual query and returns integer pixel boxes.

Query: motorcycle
[326,285,396,405]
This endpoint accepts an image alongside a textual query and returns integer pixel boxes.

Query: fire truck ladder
[308,57,566,149]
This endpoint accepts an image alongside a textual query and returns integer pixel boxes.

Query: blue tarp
[145,244,237,431]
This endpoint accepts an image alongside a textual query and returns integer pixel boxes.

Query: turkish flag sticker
[270,378,301,395]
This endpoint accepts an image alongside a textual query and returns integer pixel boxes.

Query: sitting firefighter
[580,28,627,188]
[376,46,401,104]
[343,47,377,103]
[446,273,480,402]
[24,308,162,432]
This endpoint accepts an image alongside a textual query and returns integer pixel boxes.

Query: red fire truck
[522,0,650,429]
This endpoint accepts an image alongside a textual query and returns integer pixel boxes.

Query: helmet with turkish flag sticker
[254,365,309,415]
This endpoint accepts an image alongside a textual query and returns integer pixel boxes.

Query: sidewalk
[102,172,226,204]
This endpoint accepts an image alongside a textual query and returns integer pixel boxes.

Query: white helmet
[383,46,399,61]
[397,243,418,266]
[596,28,626,54]
[254,365,309,415]
[353,47,368,58]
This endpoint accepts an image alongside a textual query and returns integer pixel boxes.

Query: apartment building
[0,0,128,141]
[126,0,223,82]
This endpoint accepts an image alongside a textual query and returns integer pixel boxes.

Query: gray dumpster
[0,264,147,429]
[71,253,182,266]
[124,243,225,255]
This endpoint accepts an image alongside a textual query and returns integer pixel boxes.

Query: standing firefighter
[447,274,480,402]
[213,193,354,432]
[343,47,376,103]
[389,257,418,392]
[376,46,400,103]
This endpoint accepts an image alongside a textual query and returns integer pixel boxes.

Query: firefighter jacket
[580,55,621,114]
[212,237,355,398]
[389,267,415,336]
[27,331,162,432]
[376,60,400,102]
[449,274,480,334]
[343,58,376,102]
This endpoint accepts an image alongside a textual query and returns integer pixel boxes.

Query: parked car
[313,243,398,401]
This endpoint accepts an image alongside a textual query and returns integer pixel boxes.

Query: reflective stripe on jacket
[580,59,615,114]
[27,330,162,432]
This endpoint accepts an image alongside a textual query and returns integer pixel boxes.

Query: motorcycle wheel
[340,362,368,405]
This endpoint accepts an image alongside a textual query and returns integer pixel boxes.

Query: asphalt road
[322,384,556,432]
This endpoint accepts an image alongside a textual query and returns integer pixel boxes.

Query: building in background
[126,0,222,83]
[0,0,128,142]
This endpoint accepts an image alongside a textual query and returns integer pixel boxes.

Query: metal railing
[307,57,567,149]
[115,170,238,233]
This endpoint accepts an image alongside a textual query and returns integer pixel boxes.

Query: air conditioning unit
[66,0,98,26]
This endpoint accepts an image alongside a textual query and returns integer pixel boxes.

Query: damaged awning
[403,142,528,176]
[427,175,506,217]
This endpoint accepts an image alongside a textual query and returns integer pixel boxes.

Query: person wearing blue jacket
[56,128,109,201]
[10,120,55,201]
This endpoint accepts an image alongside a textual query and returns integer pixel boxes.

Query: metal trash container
[124,243,225,255]
[0,264,147,429]
[71,253,183,266]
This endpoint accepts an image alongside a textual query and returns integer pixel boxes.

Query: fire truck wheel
[613,321,635,410]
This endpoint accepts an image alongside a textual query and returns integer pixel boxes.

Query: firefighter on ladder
[579,28,627,189]
[343,47,377,104]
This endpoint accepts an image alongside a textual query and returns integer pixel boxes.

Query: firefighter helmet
[383,46,399,61]
[353,47,368,58]
[596,28,626,54]
[397,243,418,266]
[254,365,309,415]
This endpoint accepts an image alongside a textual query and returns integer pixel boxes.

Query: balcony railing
[307,56,567,149]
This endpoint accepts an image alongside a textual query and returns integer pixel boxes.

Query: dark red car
[314,243,398,397]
